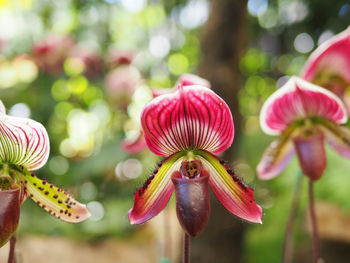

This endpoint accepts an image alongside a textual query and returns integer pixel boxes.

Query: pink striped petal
[260,77,347,135]
[142,85,234,156]
[257,126,297,180]
[195,150,262,224]
[0,114,50,170]
[121,131,147,154]
[301,27,350,84]
[129,152,185,224]
[318,120,350,159]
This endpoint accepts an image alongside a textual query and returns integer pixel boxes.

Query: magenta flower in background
[32,34,74,75]
[105,65,142,108]
[128,85,262,236]
[301,27,350,112]
[69,46,103,78]
[0,100,90,247]
[106,49,135,69]
[122,74,211,155]
[257,76,350,181]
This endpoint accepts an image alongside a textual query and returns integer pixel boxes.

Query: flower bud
[172,168,210,237]
[0,187,20,247]
[293,129,326,181]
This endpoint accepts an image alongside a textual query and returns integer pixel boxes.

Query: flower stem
[282,172,303,263]
[163,207,171,260]
[183,233,190,263]
[308,180,321,263]
[8,235,16,263]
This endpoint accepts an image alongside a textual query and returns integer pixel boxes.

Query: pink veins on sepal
[141,85,234,157]
[0,114,50,171]
[260,77,347,135]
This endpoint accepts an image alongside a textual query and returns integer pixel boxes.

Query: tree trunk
[194,0,248,262]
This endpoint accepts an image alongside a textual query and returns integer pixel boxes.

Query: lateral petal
[17,172,90,223]
[318,119,350,158]
[257,126,297,180]
[142,85,234,156]
[260,77,347,135]
[195,151,262,224]
[129,152,185,224]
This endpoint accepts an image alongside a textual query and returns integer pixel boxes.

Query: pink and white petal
[260,77,347,135]
[176,74,211,89]
[0,115,50,170]
[195,151,262,224]
[257,128,296,180]
[18,172,90,223]
[318,120,350,159]
[121,131,147,154]
[129,152,185,224]
[301,27,350,83]
[142,85,234,157]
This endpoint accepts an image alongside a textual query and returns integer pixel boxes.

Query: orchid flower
[0,101,90,247]
[129,84,262,236]
[301,27,350,113]
[69,46,103,78]
[257,76,350,181]
[105,65,142,109]
[32,34,74,75]
[122,74,211,155]
[107,49,135,69]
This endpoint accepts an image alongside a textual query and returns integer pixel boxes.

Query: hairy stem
[8,235,16,263]
[282,173,303,263]
[308,180,321,263]
[183,233,190,263]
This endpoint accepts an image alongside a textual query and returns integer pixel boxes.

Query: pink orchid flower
[32,34,74,75]
[301,27,350,112]
[106,49,135,69]
[105,65,142,108]
[128,85,262,235]
[69,46,103,78]
[257,76,350,181]
[0,101,90,246]
[122,74,211,155]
